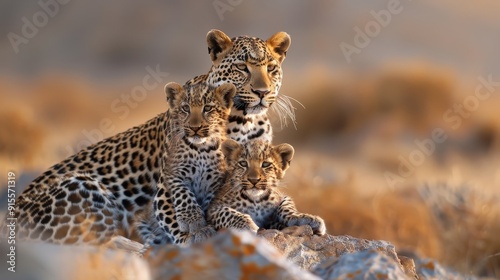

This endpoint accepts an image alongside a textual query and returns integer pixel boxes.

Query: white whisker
[284,95,305,109]
[271,94,302,130]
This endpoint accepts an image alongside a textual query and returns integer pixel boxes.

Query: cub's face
[222,139,294,201]
[206,30,291,116]
[165,82,235,145]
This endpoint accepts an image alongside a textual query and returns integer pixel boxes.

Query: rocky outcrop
[144,226,475,280]
[1,226,476,280]
[313,250,412,280]
[259,226,402,269]
[145,229,319,280]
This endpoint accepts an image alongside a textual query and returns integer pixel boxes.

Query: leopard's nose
[251,88,271,98]
[190,126,201,133]
[248,177,261,186]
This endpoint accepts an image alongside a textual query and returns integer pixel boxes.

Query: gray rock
[258,225,402,271]
[415,258,477,280]
[145,229,319,280]
[257,226,479,280]
[0,240,150,280]
[312,249,411,280]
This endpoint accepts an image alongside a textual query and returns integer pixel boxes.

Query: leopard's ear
[215,83,236,109]
[221,139,241,163]
[274,143,294,172]
[266,32,291,63]
[207,29,233,63]
[164,82,183,109]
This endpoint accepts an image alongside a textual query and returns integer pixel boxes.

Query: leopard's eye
[267,64,277,72]
[238,161,248,168]
[181,105,190,112]
[204,105,213,112]
[235,63,248,72]
[262,161,272,168]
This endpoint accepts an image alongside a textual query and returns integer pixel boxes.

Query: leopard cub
[136,81,235,249]
[207,139,326,235]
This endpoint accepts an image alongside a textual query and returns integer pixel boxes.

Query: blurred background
[0,0,499,277]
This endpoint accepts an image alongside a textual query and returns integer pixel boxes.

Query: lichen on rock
[4,225,477,280]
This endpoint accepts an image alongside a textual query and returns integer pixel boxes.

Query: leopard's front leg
[154,181,215,245]
[276,196,326,235]
[208,206,259,233]
[166,176,207,233]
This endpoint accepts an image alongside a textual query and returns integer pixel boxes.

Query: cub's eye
[181,105,190,112]
[262,161,272,168]
[235,63,248,72]
[238,161,248,168]
[267,64,277,72]
[204,105,213,112]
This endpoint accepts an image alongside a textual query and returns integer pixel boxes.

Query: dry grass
[418,183,500,276]
[286,183,442,259]
[0,75,162,176]
[278,64,458,141]
[0,110,46,171]
[285,180,500,277]
[0,76,106,176]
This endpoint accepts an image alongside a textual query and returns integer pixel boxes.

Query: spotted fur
[136,82,235,248]
[11,114,171,244]
[207,140,326,235]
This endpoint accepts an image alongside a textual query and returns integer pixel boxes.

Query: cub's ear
[164,82,183,109]
[215,83,236,109]
[221,139,241,162]
[274,143,294,172]
[266,32,291,63]
[207,29,233,63]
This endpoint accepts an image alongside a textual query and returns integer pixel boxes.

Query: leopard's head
[165,82,235,145]
[206,29,291,117]
[222,139,294,201]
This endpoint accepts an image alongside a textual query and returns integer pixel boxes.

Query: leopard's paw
[287,214,326,235]
[176,208,207,232]
[191,225,217,243]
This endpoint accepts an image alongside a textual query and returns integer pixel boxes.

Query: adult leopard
[187,29,292,144]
